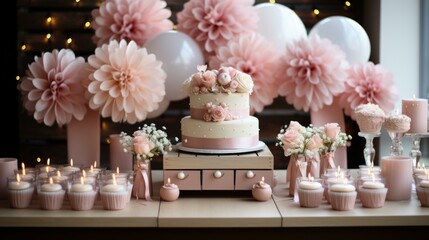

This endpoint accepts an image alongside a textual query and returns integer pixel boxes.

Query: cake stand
[176,141,266,154]
[358,132,381,167]
[387,131,406,156]
[404,133,429,168]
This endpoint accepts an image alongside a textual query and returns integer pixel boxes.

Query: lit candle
[8,174,31,190]
[252,176,272,201]
[61,158,80,174]
[19,163,34,181]
[299,175,322,190]
[102,174,125,192]
[70,177,93,192]
[160,177,180,201]
[402,96,428,133]
[330,183,356,192]
[362,174,385,189]
[41,177,62,192]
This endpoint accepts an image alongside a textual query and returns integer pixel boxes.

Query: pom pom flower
[91,0,173,47]
[209,33,281,113]
[87,39,166,124]
[339,61,399,118]
[277,35,349,112]
[177,0,259,60]
[18,49,89,127]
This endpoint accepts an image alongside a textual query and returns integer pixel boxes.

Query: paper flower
[177,0,258,60]
[18,49,89,127]
[339,61,399,119]
[91,0,173,47]
[277,34,349,112]
[209,33,281,113]
[120,123,172,161]
[87,39,166,124]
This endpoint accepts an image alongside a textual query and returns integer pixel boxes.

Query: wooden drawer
[202,170,234,190]
[235,170,274,190]
[163,170,201,190]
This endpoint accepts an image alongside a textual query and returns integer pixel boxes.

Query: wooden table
[1,170,428,238]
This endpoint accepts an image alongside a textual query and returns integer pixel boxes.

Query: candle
[381,156,413,201]
[102,174,125,192]
[52,170,69,182]
[160,177,180,201]
[298,175,322,190]
[61,159,80,174]
[70,177,93,192]
[330,183,356,192]
[8,174,31,190]
[362,180,385,189]
[402,96,428,133]
[252,176,272,201]
[41,177,62,192]
[18,163,35,181]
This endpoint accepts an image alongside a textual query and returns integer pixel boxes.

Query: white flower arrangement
[119,123,172,161]
[315,123,352,155]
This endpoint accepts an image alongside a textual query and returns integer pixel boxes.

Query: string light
[20,43,27,51]
[45,15,53,26]
[344,1,351,10]
[45,33,52,43]
[313,8,320,16]
[16,76,21,81]
[66,37,73,47]
[36,157,41,163]
[84,21,91,29]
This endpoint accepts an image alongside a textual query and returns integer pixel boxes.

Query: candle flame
[45,166,49,173]
[90,165,94,172]
[112,173,117,185]
[94,161,97,168]
[47,158,50,166]
[49,177,53,184]
[82,170,86,178]
[261,176,265,182]
[70,159,74,166]
[16,173,21,183]
[21,162,26,175]
[80,176,84,185]
[116,167,119,174]
[57,170,61,177]
[167,177,171,184]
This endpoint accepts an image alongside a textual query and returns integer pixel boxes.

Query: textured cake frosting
[181,65,259,150]
[383,114,411,133]
[354,103,386,133]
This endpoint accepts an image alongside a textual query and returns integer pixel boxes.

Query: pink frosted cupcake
[67,178,97,211]
[37,177,66,210]
[297,178,324,208]
[7,174,35,209]
[328,183,357,211]
[358,180,388,208]
[383,114,411,133]
[416,180,429,207]
[99,174,128,210]
[354,103,386,133]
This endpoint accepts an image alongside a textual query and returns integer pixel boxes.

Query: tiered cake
[180,65,259,150]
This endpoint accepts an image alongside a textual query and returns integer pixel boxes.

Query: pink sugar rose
[230,80,238,89]
[307,134,323,152]
[324,123,341,140]
[281,129,304,150]
[133,135,152,155]
[212,106,227,122]
[201,70,217,88]
[191,72,203,86]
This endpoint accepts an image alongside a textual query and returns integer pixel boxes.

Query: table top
[1,170,428,228]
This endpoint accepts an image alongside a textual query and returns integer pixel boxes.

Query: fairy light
[16,76,20,81]
[45,15,53,26]
[36,157,41,163]
[313,8,320,16]
[20,43,27,51]
[45,33,52,43]
[66,37,73,48]
[84,21,91,29]
[345,1,351,7]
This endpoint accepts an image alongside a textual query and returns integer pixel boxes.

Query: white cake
[181,65,259,150]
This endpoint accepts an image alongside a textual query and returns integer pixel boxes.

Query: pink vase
[67,109,100,168]
[287,154,307,197]
[320,151,336,177]
[109,134,133,172]
[310,101,347,169]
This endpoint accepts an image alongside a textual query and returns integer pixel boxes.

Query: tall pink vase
[109,134,133,172]
[310,101,347,169]
[67,109,100,168]
[0,158,18,199]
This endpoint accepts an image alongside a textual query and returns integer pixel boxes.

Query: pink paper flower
[277,35,349,112]
[18,49,89,127]
[339,61,399,119]
[209,33,281,113]
[87,39,166,124]
[91,0,173,47]
[177,0,258,60]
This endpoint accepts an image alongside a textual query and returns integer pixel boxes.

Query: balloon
[309,16,371,64]
[254,2,307,53]
[144,30,205,101]
[146,99,170,119]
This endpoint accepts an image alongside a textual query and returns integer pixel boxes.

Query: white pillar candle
[41,183,62,192]
[70,183,93,192]
[362,181,385,189]
[299,180,322,190]
[402,97,428,133]
[8,181,31,190]
[330,183,356,192]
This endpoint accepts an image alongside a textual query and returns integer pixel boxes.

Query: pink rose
[281,129,304,150]
[307,134,323,152]
[191,73,203,86]
[287,121,303,132]
[201,70,217,88]
[212,106,227,122]
[324,123,341,140]
[133,135,152,155]
[229,80,238,89]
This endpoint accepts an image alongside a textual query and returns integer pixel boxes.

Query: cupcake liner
[298,188,324,208]
[358,187,388,208]
[329,191,357,211]
[100,191,128,210]
[68,190,97,211]
[37,190,65,210]
[8,188,34,209]
[416,187,429,207]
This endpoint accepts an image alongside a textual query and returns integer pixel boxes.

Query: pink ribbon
[306,155,320,178]
[319,151,336,176]
[133,162,151,201]
[296,158,308,178]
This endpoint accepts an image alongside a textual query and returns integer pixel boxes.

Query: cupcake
[251,177,272,202]
[416,180,429,207]
[37,177,66,210]
[67,177,97,211]
[99,174,128,210]
[297,178,324,208]
[383,113,411,133]
[358,179,388,208]
[7,174,35,209]
[328,183,357,211]
[354,103,386,133]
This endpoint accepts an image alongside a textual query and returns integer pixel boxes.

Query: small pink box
[163,170,201,190]
[202,170,234,190]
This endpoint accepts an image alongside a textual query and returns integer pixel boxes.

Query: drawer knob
[246,170,255,179]
[177,171,187,180]
[213,170,223,178]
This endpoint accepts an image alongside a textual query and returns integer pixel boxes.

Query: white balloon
[144,30,205,101]
[309,16,371,64]
[146,99,170,119]
[255,2,307,53]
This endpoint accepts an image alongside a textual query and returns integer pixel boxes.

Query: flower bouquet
[120,123,172,200]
